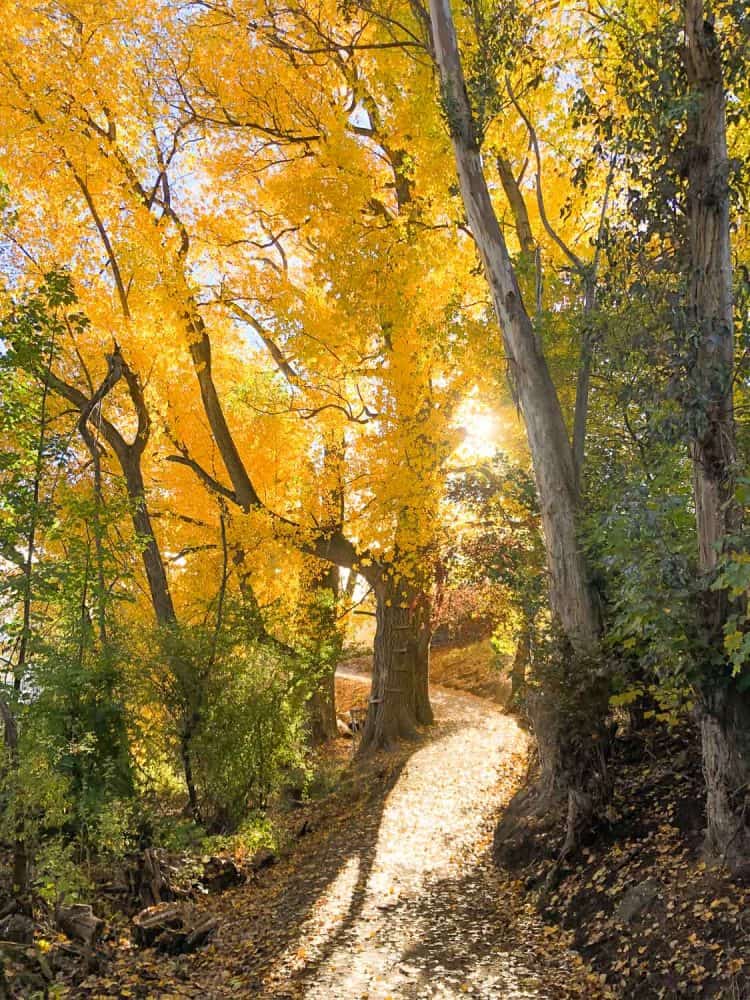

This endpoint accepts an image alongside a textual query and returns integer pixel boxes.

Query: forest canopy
[0,1,749,992]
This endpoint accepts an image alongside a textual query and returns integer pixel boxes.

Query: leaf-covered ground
[512,721,750,999]
[71,676,605,999]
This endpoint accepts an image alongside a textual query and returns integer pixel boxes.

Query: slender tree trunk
[496,155,536,257]
[15,338,55,693]
[682,1,749,866]
[413,605,433,727]
[572,278,596,491]
[121,459,177,626]
[180,716,201,825]
[307,562,340,744]
[511,628,530,702]
[428,0,599,652]
[0,697,28,897]
[234,547,339,743]
[6,339,56,897]
[428,0,609,849]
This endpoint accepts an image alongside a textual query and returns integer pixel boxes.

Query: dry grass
[430,638,511,704]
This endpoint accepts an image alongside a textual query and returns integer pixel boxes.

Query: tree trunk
[572,278,597,491]
[496,155,536,256]
[0,698,28,898]
[427,0,608,850]
[430,0,608,849]
[683,1,749,865]
[428,0,599,653]
[527,664,612,856]
[701,687,750,866]
[511,629,530,702]
[123,458,177,626]
[180,718,201,825]
[359,577,422,752]
[413,600,433,727]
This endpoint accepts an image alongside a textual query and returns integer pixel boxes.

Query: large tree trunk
[359,576,424,752]
[428,0,607,846]
[683,1,749,865]
[702,687,750,865]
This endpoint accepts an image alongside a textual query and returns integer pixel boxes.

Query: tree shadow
[84,677,530,998]
[387,851,584,998]
[262,704,517,997]
[176,739,424,998]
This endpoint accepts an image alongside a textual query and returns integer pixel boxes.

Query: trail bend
[90,669,604,999]
[243,669,599,998]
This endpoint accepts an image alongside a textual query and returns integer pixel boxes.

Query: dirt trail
[256,674,603,999]
[82,674,605,999]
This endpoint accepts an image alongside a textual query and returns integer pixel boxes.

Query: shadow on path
[81,676,604,999]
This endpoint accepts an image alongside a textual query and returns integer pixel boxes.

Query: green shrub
[194,647,307,828]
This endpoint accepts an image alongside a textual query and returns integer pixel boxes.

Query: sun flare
[454,399,503,461]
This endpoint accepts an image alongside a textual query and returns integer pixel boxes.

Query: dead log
[132,902,217,954]
[249,847,277,873]
[55,904,104,948]
[336,717,353,738]
[183,916,218,952]
[201,857,244,893]
[0,912,33,944]
[131,847,173,908]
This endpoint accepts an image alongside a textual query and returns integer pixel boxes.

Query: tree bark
[428,0,609,848]
[682,0,749,865]
[511,628,530,701]
[428,0,600,653]
[180,718,202,825]
[572,277,596,491]
[0,697,28,898]
[47,359,177,627]
[496,155,536,256]
[359,576,421,752]
[413,596,433,727]
[188,326,259,512]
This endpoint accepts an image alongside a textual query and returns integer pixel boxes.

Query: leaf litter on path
[74,681,608,999]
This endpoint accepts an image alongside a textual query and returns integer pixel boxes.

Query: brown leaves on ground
[513,721,750,999]
[59,678,602,999]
